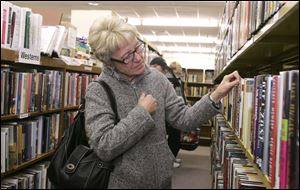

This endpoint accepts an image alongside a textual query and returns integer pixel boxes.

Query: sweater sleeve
[164,80,223,132]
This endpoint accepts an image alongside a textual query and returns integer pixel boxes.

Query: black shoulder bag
[47,80,119,189]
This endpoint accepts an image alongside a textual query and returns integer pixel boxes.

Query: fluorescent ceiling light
[158,46,216,53]
[143,34,217,44]
[163,52,215,60]
[128,17,218,27]
[127,18,142,25]
[88,2,99,6]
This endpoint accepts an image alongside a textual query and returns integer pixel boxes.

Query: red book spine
[269,75,279,187]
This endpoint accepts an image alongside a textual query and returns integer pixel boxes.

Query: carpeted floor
[172,146,212,189]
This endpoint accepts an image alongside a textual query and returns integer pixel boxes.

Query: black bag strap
[93,80,120,123]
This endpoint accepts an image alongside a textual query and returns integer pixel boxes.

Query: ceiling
[10,1,225,64]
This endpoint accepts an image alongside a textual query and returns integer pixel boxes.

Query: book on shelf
[242,78,254,151]
[1,1,101,187]
[1,161,51,189]
[217,70,299,189]
[269,75,279,187]
[1,1,43,53]
[1,69,63,115]
[211,114,269,189]
[289,71,299,189]
[205,69,214,83]
[215,1,287,77]
[40,25,68,57]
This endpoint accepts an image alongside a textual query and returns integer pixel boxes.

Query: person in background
[168,61,187,105]
[86,15,241,189]
[150,57,185,168]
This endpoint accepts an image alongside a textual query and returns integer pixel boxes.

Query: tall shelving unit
[214,1,298,83]
[1,48,101,179]
[212,1,299,189]
[181,69,215,147]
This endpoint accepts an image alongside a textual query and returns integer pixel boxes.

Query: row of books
[222,70,299,189]
[186,86,213,97]
[217,1,236,45]
[1,69,63,115]
[186,70,214,83]
[1,1,43,52]
[1,114,60,173]
[215,1,285,77]
[1,1,78,59]
[40,25,68,57]
[187,73,204,83]
[211,115,266,189]
[64,72,98,107]
[1,161,52,189]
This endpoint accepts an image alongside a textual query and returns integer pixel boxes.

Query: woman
[85,15,241,188]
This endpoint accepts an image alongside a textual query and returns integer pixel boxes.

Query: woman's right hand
[138,92,157,114]
[210,70,241,102]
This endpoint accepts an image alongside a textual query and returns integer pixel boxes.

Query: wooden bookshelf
[1,109,62,121]
[187,68,204,83]
[1,150,55,178]
[66,64,101,74]
[1,48,66,69]
[1,47,101,177]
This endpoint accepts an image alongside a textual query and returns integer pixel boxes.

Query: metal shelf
[214,1,299,83]
[222,115,272,189]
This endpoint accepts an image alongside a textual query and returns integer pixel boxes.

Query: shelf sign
[19,113,29,119]
[84,66,92,71]
[18,48,40,65]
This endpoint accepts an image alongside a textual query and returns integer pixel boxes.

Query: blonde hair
[169,61,182,77]
[88,16,138,65]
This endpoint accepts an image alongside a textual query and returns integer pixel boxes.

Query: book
[287,70,299,189]
[269,75,279,187]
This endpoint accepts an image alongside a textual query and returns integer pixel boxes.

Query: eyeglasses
[110,40,145,64]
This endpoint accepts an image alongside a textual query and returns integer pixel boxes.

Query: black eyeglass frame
[110,39,146,64]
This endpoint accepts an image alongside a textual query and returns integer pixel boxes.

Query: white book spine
[1,1,9,47]
[11,5,21,50]
[1,131,7,173]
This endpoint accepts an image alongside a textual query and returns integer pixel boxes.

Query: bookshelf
[214,1,299,83]
[222,114,272,189]
[213,1,299,189]
[185,69,215,102]
[183,69,215,146]
[1,48,101,179]
[187,68,204,83]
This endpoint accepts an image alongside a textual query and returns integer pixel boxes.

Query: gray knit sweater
[85,65,222,189]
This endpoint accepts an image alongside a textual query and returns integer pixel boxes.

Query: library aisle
[172,146,211,189]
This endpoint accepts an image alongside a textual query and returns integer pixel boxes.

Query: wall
[164,53,215,70]
[71,10,116,37]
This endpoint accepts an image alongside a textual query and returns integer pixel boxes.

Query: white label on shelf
[19,113,29,119]
[273,11,280,21]
[18,48,40,64]
[84,66,92,71]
